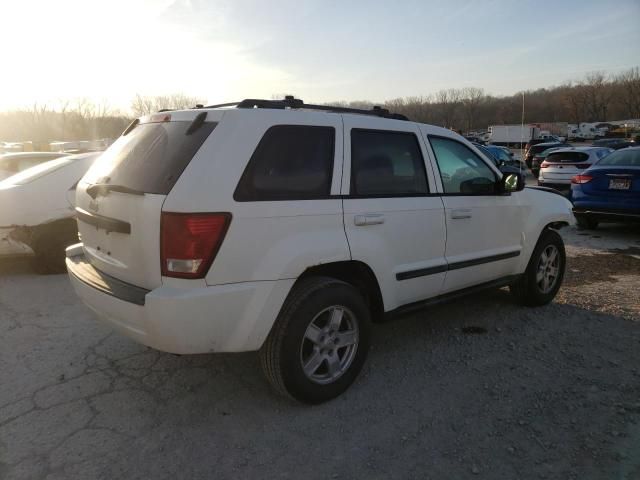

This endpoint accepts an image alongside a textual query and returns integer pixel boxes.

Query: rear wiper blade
[86,183,145,199]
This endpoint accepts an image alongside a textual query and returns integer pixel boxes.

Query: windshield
[491,148,511,161]
[82,121,216,195]
[0,157,73,186]
[539,147,562,157]
[596,148,640,167]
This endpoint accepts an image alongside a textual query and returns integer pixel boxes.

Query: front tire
[510,229,566,306]
[260,277,371,404]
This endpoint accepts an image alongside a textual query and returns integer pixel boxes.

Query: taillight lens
[160,212,231,279]
[540,161,549,168]
[572,175,593,184]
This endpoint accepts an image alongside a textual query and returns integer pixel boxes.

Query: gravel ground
[0,224,639,480]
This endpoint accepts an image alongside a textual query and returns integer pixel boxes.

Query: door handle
[354,214,385,226]
[450,209,472,220]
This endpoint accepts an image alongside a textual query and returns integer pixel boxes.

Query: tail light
[540,161,549,168]
[161,212,231,279]
[572,175,593,184]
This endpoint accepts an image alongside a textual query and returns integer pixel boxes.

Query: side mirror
[498,171,525,193]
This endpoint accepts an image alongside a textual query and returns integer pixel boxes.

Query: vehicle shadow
[0,256,34,276]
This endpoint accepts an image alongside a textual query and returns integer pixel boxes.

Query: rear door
[342,117,446,311]
[75,111,221,290]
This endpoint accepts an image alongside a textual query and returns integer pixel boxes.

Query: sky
[0,0,638,112]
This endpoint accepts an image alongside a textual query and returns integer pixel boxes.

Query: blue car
[571,146,640,229]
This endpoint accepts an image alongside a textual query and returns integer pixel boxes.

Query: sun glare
[0,0,290,112]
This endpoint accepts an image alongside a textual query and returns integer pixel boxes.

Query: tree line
[331,67,640,132]
[0,68,638,145]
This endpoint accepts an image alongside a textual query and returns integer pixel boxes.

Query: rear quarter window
[234,125,335,201]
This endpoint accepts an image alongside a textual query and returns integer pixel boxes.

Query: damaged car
[0,152,100,273]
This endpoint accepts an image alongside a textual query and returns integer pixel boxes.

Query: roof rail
[202,96,409,121]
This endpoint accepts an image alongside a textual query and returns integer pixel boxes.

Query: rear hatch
[543,151,591,180]
[75,112,218,290]
[585,167,640,197]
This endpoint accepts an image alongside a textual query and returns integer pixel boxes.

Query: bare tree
[434,89,462,128]
[580,72,614,121]
[615,67,640,119]
[130,93,205,116]
[461,87,485,132]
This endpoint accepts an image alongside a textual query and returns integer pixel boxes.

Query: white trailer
[488,125,539,146]
[567,123,608,141]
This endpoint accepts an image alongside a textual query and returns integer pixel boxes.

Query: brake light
[571,175,593,184]
[160,212,231,279]
[540,161,549,168]
[149,113,171,123]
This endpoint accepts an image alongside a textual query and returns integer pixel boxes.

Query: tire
[32,223,79,274]
[260,276,371,404]
[510,229,566,307]
[576,216,599,230]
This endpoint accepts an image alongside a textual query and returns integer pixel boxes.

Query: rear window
[234,125,335,201]
[546,152,589,163]
[82,121,216,195]
[596,148,640,167]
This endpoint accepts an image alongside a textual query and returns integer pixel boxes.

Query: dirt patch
[564,249,640,287]
[557,248,640,320]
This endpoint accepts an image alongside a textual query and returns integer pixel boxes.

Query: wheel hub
[300,306,359,385]
[536,244,560,294]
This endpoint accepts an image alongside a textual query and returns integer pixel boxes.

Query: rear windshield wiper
[86,183,145,199]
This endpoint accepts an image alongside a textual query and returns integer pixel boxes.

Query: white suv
[538,146,613,189]
[66,97,574,403]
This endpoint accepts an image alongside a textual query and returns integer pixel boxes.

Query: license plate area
[608,179,631,190]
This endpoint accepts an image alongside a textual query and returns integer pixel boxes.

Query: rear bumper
[537,179,571,191]
[66,245,294,354]
[572,208,640,224]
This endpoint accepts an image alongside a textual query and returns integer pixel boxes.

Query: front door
[424,134,526,294]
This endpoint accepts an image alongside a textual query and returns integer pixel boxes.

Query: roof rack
[201,96,409,121]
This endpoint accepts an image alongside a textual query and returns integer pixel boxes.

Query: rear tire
[576,216,599,230]
[260,277,371,404]
[510,229,566,306]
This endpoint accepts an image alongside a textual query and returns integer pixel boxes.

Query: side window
[429,137,497,195]
[351,129,428,196]
[234,125,335,201]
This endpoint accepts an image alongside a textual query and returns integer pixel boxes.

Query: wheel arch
[297,260,385,322]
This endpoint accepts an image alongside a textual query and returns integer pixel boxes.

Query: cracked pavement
[1,225,639,479]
